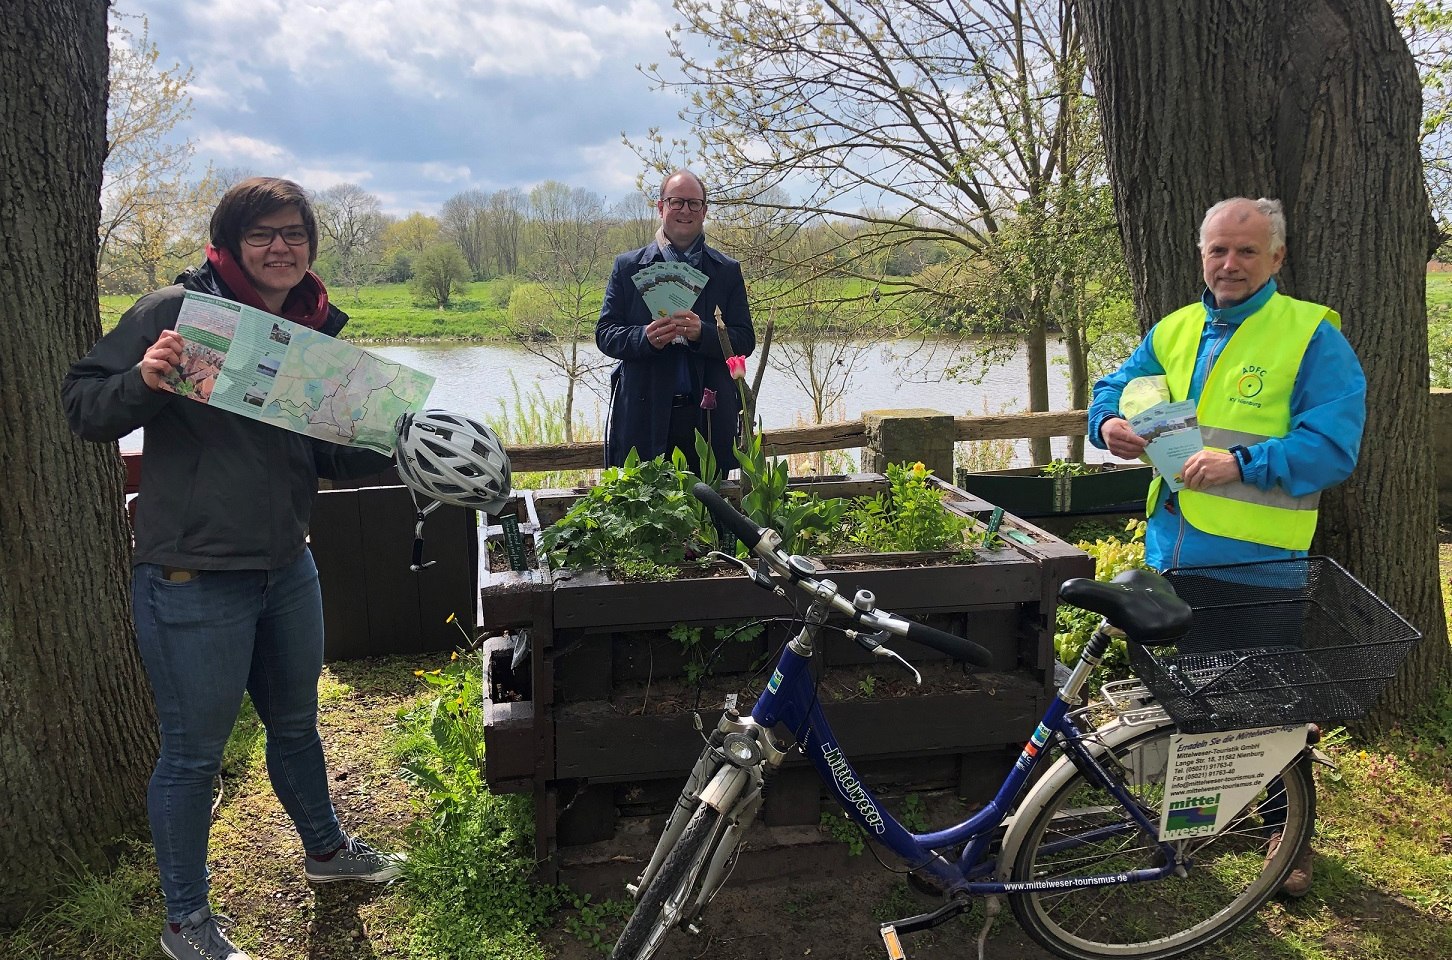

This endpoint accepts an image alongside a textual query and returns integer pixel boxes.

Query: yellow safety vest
[1146,293,1340,551]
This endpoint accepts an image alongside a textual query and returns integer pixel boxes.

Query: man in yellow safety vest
[1089,196,1367,897]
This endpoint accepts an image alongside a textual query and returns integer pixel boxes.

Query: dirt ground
[541,867,1067,960]
[202,659,419,960]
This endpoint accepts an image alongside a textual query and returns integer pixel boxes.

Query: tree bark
[1080,0,1450,727]
[0,0,158,923]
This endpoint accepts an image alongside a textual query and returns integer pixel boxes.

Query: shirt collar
[1201,277,1277,325]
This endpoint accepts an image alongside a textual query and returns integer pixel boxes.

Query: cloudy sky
[121,0,695,216]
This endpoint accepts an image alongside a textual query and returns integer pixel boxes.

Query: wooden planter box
[477,474,1092,883]
[954,463,1153,517]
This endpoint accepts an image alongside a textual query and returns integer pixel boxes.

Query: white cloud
[575,137,650,197]
[120,0,697,213]
[186,0,671,96]
[291,166,376,192]
[195,131,289,166]
[417,162,473,184]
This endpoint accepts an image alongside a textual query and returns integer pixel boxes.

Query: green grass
[1426,271,1452,312]
[98,273,913,342]
[100,278,520,340]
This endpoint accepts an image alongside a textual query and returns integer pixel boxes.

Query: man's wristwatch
[1228,444,1252,470]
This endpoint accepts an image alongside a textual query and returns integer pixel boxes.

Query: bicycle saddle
[1058,568,1192,645]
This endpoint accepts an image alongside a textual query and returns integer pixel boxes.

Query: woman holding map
[62,178,404,960]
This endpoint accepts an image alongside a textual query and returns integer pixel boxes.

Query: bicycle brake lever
[849,631,923,686]
[881,647,923,686]
[706,551,786,595]
[706,550,750,573]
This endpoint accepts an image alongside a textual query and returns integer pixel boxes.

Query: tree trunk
[0,0,158,924]
[1080,0,1449,727]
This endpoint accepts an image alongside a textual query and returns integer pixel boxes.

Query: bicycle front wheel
[611,803,724,960]
[1009,726,1315,960]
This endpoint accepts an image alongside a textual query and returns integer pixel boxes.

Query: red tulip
[726,355,747,380]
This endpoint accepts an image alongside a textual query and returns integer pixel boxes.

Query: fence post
[862,408,955,478]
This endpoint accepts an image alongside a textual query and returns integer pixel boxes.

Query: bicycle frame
[750,614,1183,898]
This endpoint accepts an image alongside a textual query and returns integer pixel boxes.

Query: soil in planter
[604,657,1017,718]
[485,536,538,572]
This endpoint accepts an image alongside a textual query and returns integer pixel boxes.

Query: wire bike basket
[1128,557,1421,733]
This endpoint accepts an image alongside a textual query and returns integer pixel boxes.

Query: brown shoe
[1266,833,1314,897]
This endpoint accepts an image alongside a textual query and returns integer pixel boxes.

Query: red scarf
[206,244,331,329]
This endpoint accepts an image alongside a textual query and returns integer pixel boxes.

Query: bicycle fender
[698,764,752,812]
[996,719,1162,878]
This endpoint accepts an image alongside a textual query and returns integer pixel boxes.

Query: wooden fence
[504,409,1090,471]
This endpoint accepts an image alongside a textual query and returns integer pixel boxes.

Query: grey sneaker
[305,836,405,883]
[160,906,250,960]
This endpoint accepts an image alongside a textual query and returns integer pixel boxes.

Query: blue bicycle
[609,484,1406,960]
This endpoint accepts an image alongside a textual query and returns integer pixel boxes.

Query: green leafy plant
[857,673,878,697]
[844,462,970,553]
[539,451,703,579]
[400,652,484,834]
[1041,458,1093,479]
[562,893,631,955]
[819,810,866,856]
[732,429,847,554]
[1053,519,1149,679]
[672,620,768,686]
[899,792,929,832]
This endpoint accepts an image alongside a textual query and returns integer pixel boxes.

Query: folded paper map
[160,292,434,455]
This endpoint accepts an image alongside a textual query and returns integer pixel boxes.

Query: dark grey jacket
[62,264,393,570]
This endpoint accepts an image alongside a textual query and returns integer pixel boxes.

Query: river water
[120,337,1115,467]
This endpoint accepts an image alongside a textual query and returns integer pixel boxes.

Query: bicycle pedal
[880,896,970,957]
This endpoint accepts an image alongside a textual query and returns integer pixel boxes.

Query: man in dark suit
[596,169,755,470]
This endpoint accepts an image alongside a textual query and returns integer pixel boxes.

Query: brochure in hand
[1120,375,1203,492]
[158,291,434,455]
[633,261,709,343]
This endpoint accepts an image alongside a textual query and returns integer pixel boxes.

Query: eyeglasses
[661,197,706,212]
[242,225,310,247]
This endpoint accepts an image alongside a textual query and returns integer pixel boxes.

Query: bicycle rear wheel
[1009,726,1315,960]
[611,803,724,960]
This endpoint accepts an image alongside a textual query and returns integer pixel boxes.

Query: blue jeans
[132,549,345,921]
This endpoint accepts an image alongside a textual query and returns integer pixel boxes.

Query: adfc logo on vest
[1231,365,1266,408]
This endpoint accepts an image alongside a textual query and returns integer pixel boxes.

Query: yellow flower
[911,461,926,476]
[430,669,443,676]
[413,670,424,677]
[446,613,457,624]
[451,651,459,661]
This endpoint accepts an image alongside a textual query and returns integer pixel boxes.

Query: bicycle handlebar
[692,482,994,668]
[694,483,767,550]
[903,620,993,665]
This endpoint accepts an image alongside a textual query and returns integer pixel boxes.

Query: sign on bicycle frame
[1159,724,1306,840]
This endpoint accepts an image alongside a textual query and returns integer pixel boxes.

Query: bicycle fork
[625,708,783,917]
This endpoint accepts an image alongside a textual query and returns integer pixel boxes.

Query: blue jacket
[596,240,755,467]
[1088,279,1366,570]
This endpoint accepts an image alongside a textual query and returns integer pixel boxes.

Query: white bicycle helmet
[395,409,513,516]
